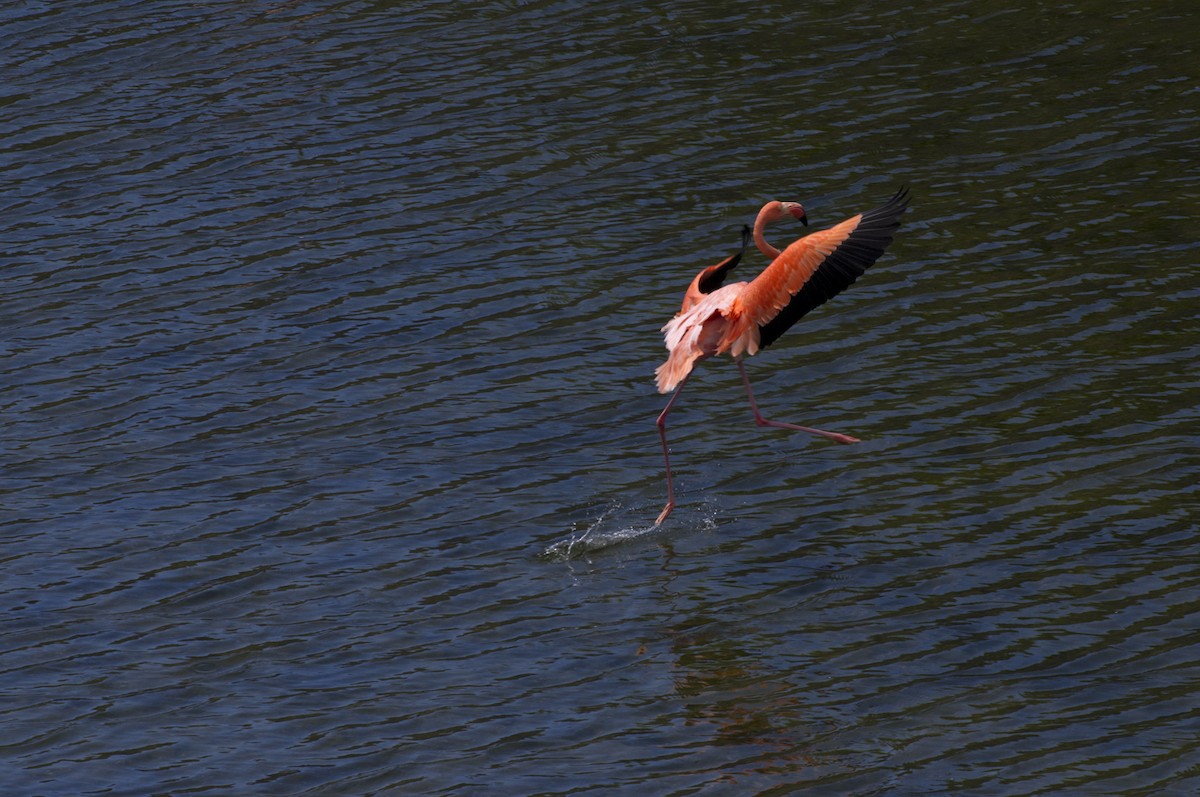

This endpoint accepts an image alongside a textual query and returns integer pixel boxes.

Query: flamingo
[653,187,910,525]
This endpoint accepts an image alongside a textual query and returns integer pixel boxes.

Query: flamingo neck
[753,210,781,259]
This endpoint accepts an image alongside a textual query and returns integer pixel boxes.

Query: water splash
[540,500,724,561]
[541,503,664,560]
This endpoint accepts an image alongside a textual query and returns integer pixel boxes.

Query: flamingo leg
[737,361,860,445]
[655,374,690,525]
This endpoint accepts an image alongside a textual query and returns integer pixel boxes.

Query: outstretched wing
[738,188,910,348]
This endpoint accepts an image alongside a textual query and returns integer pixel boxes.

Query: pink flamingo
[653,188,910,525]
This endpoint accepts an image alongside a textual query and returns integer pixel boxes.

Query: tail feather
[655,343,701,393]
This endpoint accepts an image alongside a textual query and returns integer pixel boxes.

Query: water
[3,0,1197,794]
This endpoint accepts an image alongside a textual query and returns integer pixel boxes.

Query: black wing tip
[858,185,911,229]
[695,225,751,295]
[887,185,912,210]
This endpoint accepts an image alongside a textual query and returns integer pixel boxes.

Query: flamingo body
[657,188,909,393]
[651,187,910,525]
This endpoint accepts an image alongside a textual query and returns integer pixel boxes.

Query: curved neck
[753,206,782,259]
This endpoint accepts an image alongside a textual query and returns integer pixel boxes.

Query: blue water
[3,1,1198,794]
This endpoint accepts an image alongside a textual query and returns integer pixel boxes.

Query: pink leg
[738,361,860,445]
[654,374,690,525]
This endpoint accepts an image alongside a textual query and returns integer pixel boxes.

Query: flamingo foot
[655,501,674,526]
[753,417,861,445]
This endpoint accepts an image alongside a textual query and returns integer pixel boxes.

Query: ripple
[2,0,1199,794]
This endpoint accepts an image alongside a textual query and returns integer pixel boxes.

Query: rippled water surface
[3,1,1198,794]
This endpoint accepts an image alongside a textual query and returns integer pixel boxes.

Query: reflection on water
[2,0,1197,794]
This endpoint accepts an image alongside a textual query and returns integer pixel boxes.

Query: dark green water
[2,1,1197,794]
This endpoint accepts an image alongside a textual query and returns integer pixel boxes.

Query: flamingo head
[779,201,808,226]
